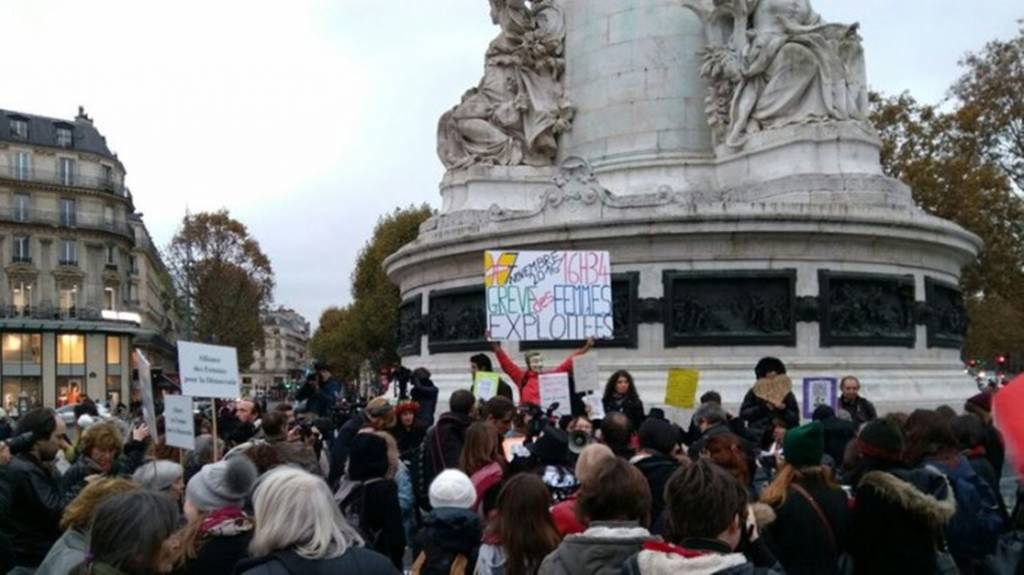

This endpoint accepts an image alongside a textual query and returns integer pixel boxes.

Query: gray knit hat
[185,455,258,513]
[133,460,184,492]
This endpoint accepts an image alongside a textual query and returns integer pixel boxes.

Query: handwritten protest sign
[665,369,700,409]
[572,353,600,393]
[802,377,837,419]
[164,395,196,450]
[539,372,572,416]
[583,392,606,420]
[473,371,501,401]
[485,250,614,342]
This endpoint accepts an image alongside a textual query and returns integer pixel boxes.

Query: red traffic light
[997,355,1007,365]
[968,359,978,368]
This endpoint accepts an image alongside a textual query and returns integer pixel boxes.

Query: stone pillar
[560,0,713,170]
[42,333,56,408]
[86,333,106,401]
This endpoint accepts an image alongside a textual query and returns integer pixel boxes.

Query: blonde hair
[249,467,363,559]
[574,443,614,484]
[759,463,839,507]
[60,477,138,531]
[79,423,124,457]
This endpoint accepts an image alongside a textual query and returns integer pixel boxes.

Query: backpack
[931,460,1006,559]
[411,551,469,575]
[340,478,385,546]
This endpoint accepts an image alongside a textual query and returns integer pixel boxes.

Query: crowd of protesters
[0,353,1019,575]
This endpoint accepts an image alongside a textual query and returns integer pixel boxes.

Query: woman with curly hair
[601,370,645,428]
[61,422,149,500]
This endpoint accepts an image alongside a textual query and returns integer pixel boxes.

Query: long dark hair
[603,370,640,403]
[495,474,561,575]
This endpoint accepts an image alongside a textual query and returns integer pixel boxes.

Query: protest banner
[473,371,501,401]
[539,372,572,416]
[802,377,838,418]
[134,350,158,436]
[485,250,614,342]
[572,353,600,393]
[178,341,240,399]
[665,369,700,409]
[164,395,196,450]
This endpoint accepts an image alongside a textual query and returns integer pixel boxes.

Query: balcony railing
[0,163,126,196]
[0,305,142,324]
[0,207,133,240]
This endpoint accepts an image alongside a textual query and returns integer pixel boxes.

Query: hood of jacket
[858,467,956,528]
[630,541,750,575]
[423,507,483,554]
[633,453,679,479]
[548,522,654,575]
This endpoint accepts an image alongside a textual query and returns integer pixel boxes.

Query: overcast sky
[4,1,1021,329]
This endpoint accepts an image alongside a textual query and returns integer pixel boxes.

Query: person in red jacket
[490,338,594,407]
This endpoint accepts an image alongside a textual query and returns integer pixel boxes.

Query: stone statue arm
[780,14,859,37]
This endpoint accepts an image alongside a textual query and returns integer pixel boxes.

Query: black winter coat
[413,507,482,575]
[340,478,406,571]
[603,396,645,428]
[178,532,252,575]
[764,482,851,575]
[411,380,439,428]
[850,465,956,575]
[632,453,679,535]
[0,453,70,567]
[836,396,877,427]
[424,412,472,483]
[819,417,856,468]
[328,413,367,487]
[233,547,398,575]
[390,422,427,461]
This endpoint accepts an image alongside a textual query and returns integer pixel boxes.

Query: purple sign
[802,377,838,419]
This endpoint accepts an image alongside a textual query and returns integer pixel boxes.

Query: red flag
[993,374,1024,476]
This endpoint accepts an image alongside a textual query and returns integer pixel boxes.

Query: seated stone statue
[689,0,869,148]
[437,0,574,171]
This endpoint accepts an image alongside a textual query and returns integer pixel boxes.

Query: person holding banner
[491,338,595,407]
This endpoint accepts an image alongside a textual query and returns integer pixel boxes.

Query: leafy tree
[309,306,362,380]
[167,210,275,367]
[870,22,1024,360]
[311,204,434,375]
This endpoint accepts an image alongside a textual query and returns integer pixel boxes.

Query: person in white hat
[412,470,484,574]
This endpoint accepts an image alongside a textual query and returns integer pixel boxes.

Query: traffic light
[997,355,1008,366]
[968,359,978,368]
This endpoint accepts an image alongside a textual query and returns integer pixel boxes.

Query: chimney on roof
[76,106,93,124]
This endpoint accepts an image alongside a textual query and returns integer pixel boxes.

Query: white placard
[164,395,196,450]
[485,250,614,342]
[572,353,600,393]
[134,350,158,436]
[539,372,572,417]
[583,392,606,420]
[178,341,240,399]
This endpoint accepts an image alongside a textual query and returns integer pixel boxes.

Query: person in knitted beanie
[173,455,258,575]
[414,470,483,574]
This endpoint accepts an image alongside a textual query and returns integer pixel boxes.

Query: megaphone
[568,429,592,454]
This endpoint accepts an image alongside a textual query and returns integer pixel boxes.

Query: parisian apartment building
[0,106,180,415]
[241,306,310,398]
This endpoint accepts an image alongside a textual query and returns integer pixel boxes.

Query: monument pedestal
[386,0,982,417]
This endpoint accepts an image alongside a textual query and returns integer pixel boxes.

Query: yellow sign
[665,369,700,409]
[484,252,518,288]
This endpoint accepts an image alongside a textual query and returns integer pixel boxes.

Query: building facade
[241,307,310,397]
[0,106,179,414]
